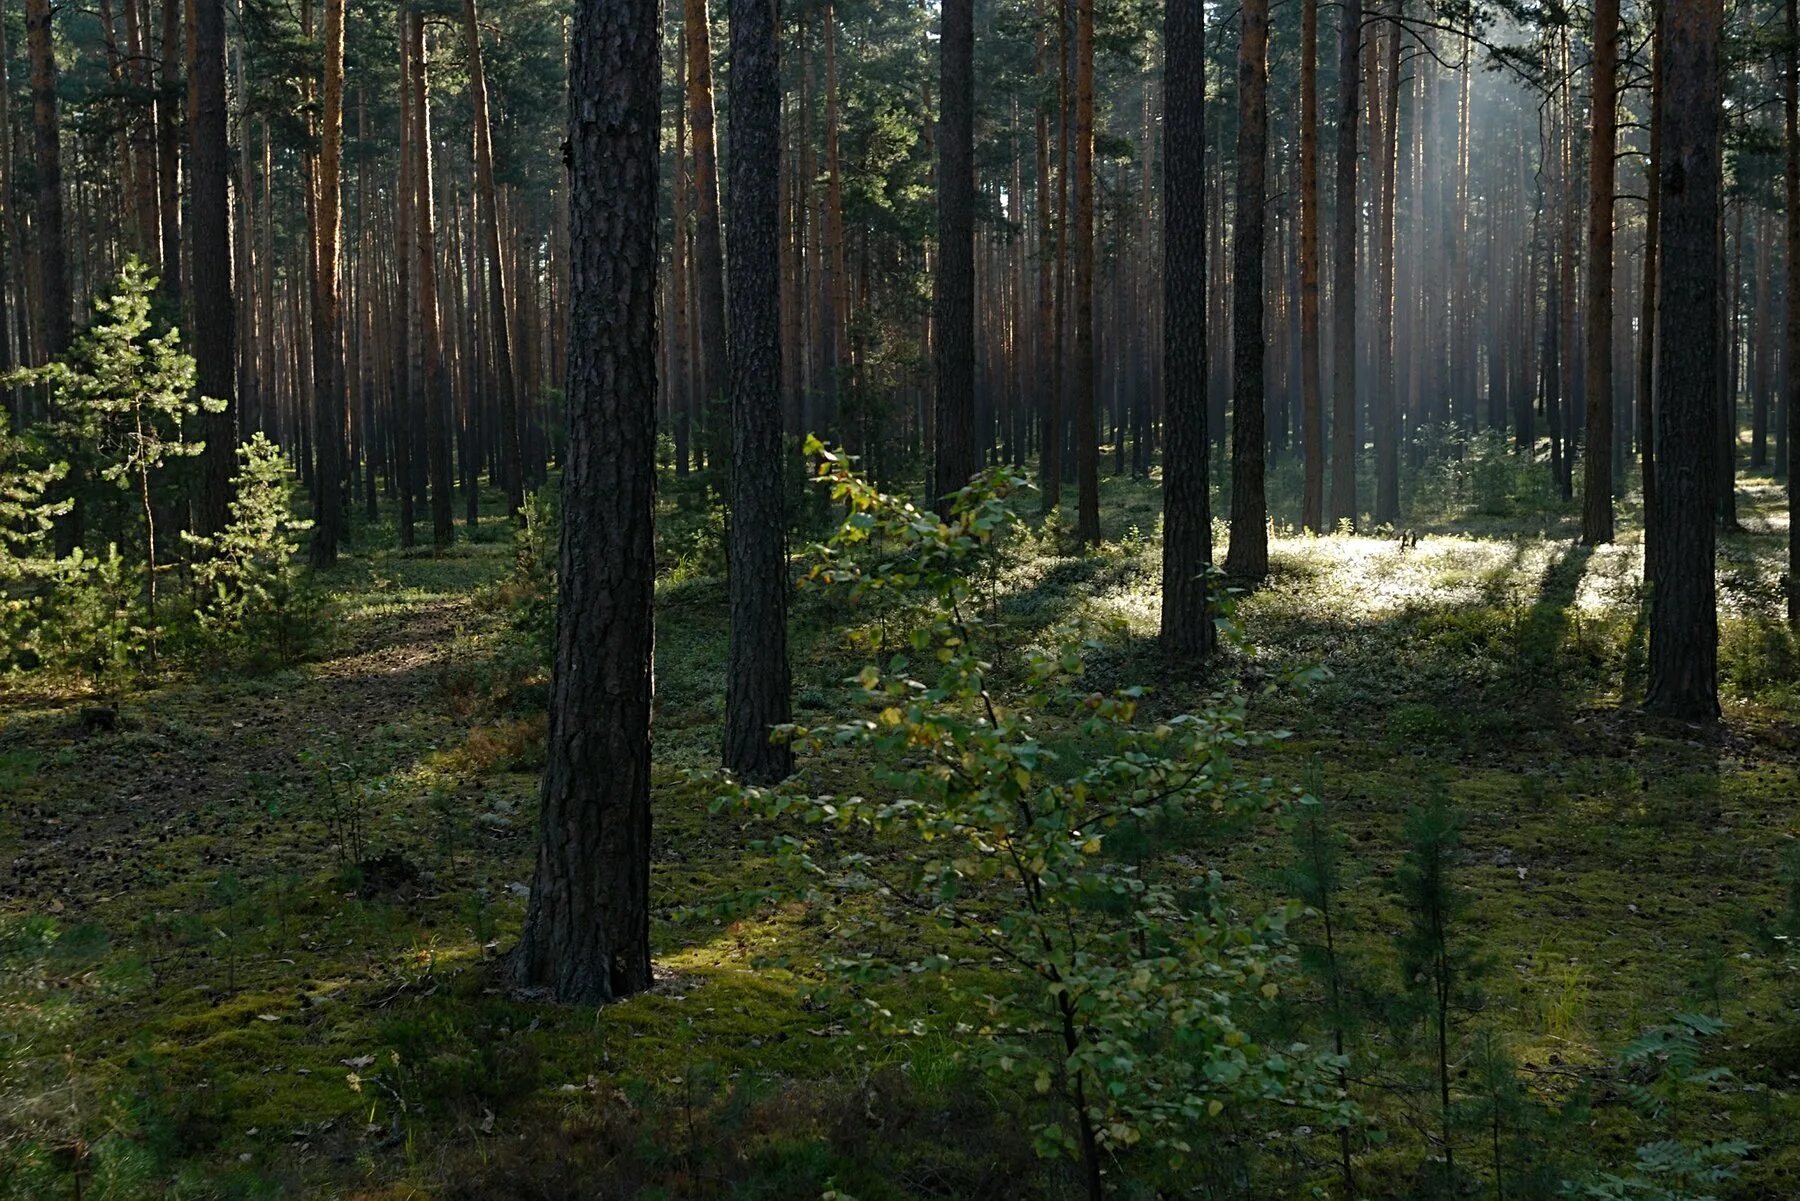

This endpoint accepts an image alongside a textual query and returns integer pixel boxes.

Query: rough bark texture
[722,0,793,783]
[509,0,660,1005]
[1160,0,1211,659]
[1328,0,1361,528]
[932,0,977,509]
[310,0,347,566]
[192,0,236,538]
[1646,0,1721,722]
[1299,0,1323,532]
[463,0,525,518]
[25,0,68,358]
[1582,0,1619,544]
[684,0,727,470]
[1073,0,1099,543]
[157,0,181,303]
[1225,0,1267,579]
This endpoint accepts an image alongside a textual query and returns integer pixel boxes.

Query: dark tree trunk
[310,0,346,566]
[1583,0,1619,543]
[1641,1,1661,587]
[25,0,68,358]
[1225,0,1267,580]
[509,0,660,1005]
[684,0,728,472]
[463,0,525,518]
[1328,0,1361,528]
[1073,0,1099,543]
[1787,0,1799,624]
[408,9,455,546]
[1160,0,1212,659]
[932,0,977,509]
[1299,0,1323,532]
[192,0,236,538]
[157,0,181,304]
[722,0,793,783]
[1646,0,1721,722]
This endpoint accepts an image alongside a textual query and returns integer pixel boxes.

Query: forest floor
[4,457,1800,1200]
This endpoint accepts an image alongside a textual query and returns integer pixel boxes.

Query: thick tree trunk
[684,0,728,470]
[25,0,68,358]
[672,26,693,476]
[509,0,660,1005]
[722,0,793,783]
[157,0,182,304]
[1161,0,1211,659]
[192,0,236,538]
[1328,0,1361,528]
[1225,0,1267,579]
[1646,0,1721,722]
[932,0,977,508]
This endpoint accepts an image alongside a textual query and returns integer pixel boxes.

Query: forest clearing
[5,0,1800,1196]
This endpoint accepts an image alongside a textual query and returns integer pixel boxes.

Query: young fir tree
[1394,794,1490,1194]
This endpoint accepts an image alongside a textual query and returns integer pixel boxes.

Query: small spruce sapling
[1280,768,1369,1198]
[1395,792,1490,1193]
[715,446,1346,1199]
[181,433,316,665]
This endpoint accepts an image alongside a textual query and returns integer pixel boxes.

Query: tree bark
[509,0,660,1005]
[1646,0,1721,722]
[684,0,728,471]
[192,0,236,538]
[25,0,68,358]
[1298,0,1324,531]
[309,0,346,564]
[1073,0,1099,543]
[1225,0,1267,579]
[1328,0,1361,528]
[1373,8,1400,525]
[1161,0,1211,659]
[932,0,977,509]
[1582,0,1619,543]
[463,0,525,518]
[408,8,455,546]
[1789,0,1800,625]
[723,0,793,783]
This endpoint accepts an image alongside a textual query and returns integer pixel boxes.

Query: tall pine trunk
[932,0,977,507]
[1582,0,1619,542]
[1328,0,1361,528]
[1160,0,1211,658]
[509,0,660,1005]
[722,0,794,783]
[1073,0,1099,543]
[192,0,236,538]
[1299,0,1323,531]
[310,0,347,565]
[1225,0,1267,579]
[684,0,728,470]
[1646,0,1721,722]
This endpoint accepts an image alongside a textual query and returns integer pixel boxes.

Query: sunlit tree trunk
[193,0,236,538]
[1073,0,1099,544]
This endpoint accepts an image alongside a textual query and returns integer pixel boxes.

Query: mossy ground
[3,450,1799,1199]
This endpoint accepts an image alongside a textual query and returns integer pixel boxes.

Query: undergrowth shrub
[713,444,1346,1199]
[180,433,320,669]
